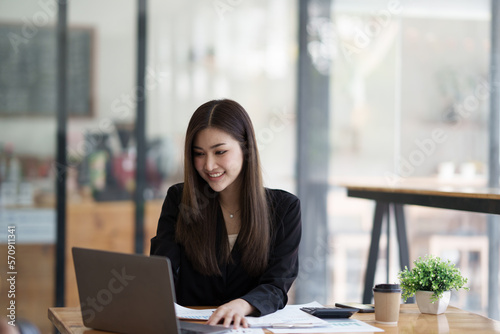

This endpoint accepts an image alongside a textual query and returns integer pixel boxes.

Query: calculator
[299,307,358,318]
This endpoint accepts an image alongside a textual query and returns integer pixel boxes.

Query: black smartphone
[335,302,375,313]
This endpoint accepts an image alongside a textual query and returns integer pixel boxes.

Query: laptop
[72,247,230,334]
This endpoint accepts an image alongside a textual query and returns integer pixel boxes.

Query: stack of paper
[245,301,329,327]
[175,303,214,320]
[175,301,384,333]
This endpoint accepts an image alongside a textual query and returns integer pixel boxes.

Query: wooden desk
[48,304,500,333]
[343,184,500,308]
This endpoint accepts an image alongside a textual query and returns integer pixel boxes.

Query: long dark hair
[176,99,270,276]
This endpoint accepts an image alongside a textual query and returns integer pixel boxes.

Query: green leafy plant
[398,255,469,302]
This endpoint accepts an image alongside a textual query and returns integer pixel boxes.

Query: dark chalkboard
[0,24,93,116]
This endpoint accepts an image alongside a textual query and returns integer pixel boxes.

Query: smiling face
[193,127,244,195]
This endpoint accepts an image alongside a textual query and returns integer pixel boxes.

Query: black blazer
[150,183,301,316]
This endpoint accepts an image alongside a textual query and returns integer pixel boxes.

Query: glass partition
[328,0,490,316]
[0,1,58,332]
[64,0,137,309]
[146,0,298,193]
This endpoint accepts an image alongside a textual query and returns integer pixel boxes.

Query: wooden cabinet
[65,200,163,306]
[0,244,55,334]
[0,199,163,333]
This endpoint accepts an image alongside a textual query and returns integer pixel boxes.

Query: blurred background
[0,0,496,333]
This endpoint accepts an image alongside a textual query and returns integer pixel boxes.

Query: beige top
[228,234,238,251]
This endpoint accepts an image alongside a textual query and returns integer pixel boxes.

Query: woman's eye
[216,150,227,155]
[193,151,204,156]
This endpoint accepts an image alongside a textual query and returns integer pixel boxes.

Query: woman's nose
[204,154,217,171]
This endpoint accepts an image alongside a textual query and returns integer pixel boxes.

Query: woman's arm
[240,190,302,316]
[150,183,183,280]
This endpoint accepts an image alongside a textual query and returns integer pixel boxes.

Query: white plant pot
[415,290,450,315]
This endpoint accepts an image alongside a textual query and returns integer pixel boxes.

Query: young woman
[150,99,301,328]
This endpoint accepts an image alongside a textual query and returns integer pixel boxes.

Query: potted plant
[398,255,469,314]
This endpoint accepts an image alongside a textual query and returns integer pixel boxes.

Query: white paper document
[175,304,264,333]
[245,301,329,327]
[269,318,384,333]
[174,301,383,333]
[228,329,264,334]
[175,303,215,320]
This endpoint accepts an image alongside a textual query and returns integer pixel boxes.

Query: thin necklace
[219,202,240,219]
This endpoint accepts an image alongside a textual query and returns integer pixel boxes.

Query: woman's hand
[206,298,255,329]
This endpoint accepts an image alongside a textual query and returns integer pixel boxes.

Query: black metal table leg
[363,201,389,303]
[393,203,414,303]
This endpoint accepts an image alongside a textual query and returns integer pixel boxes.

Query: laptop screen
[72,247,229,334]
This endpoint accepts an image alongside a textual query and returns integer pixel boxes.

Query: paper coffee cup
[373,284,402,325]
